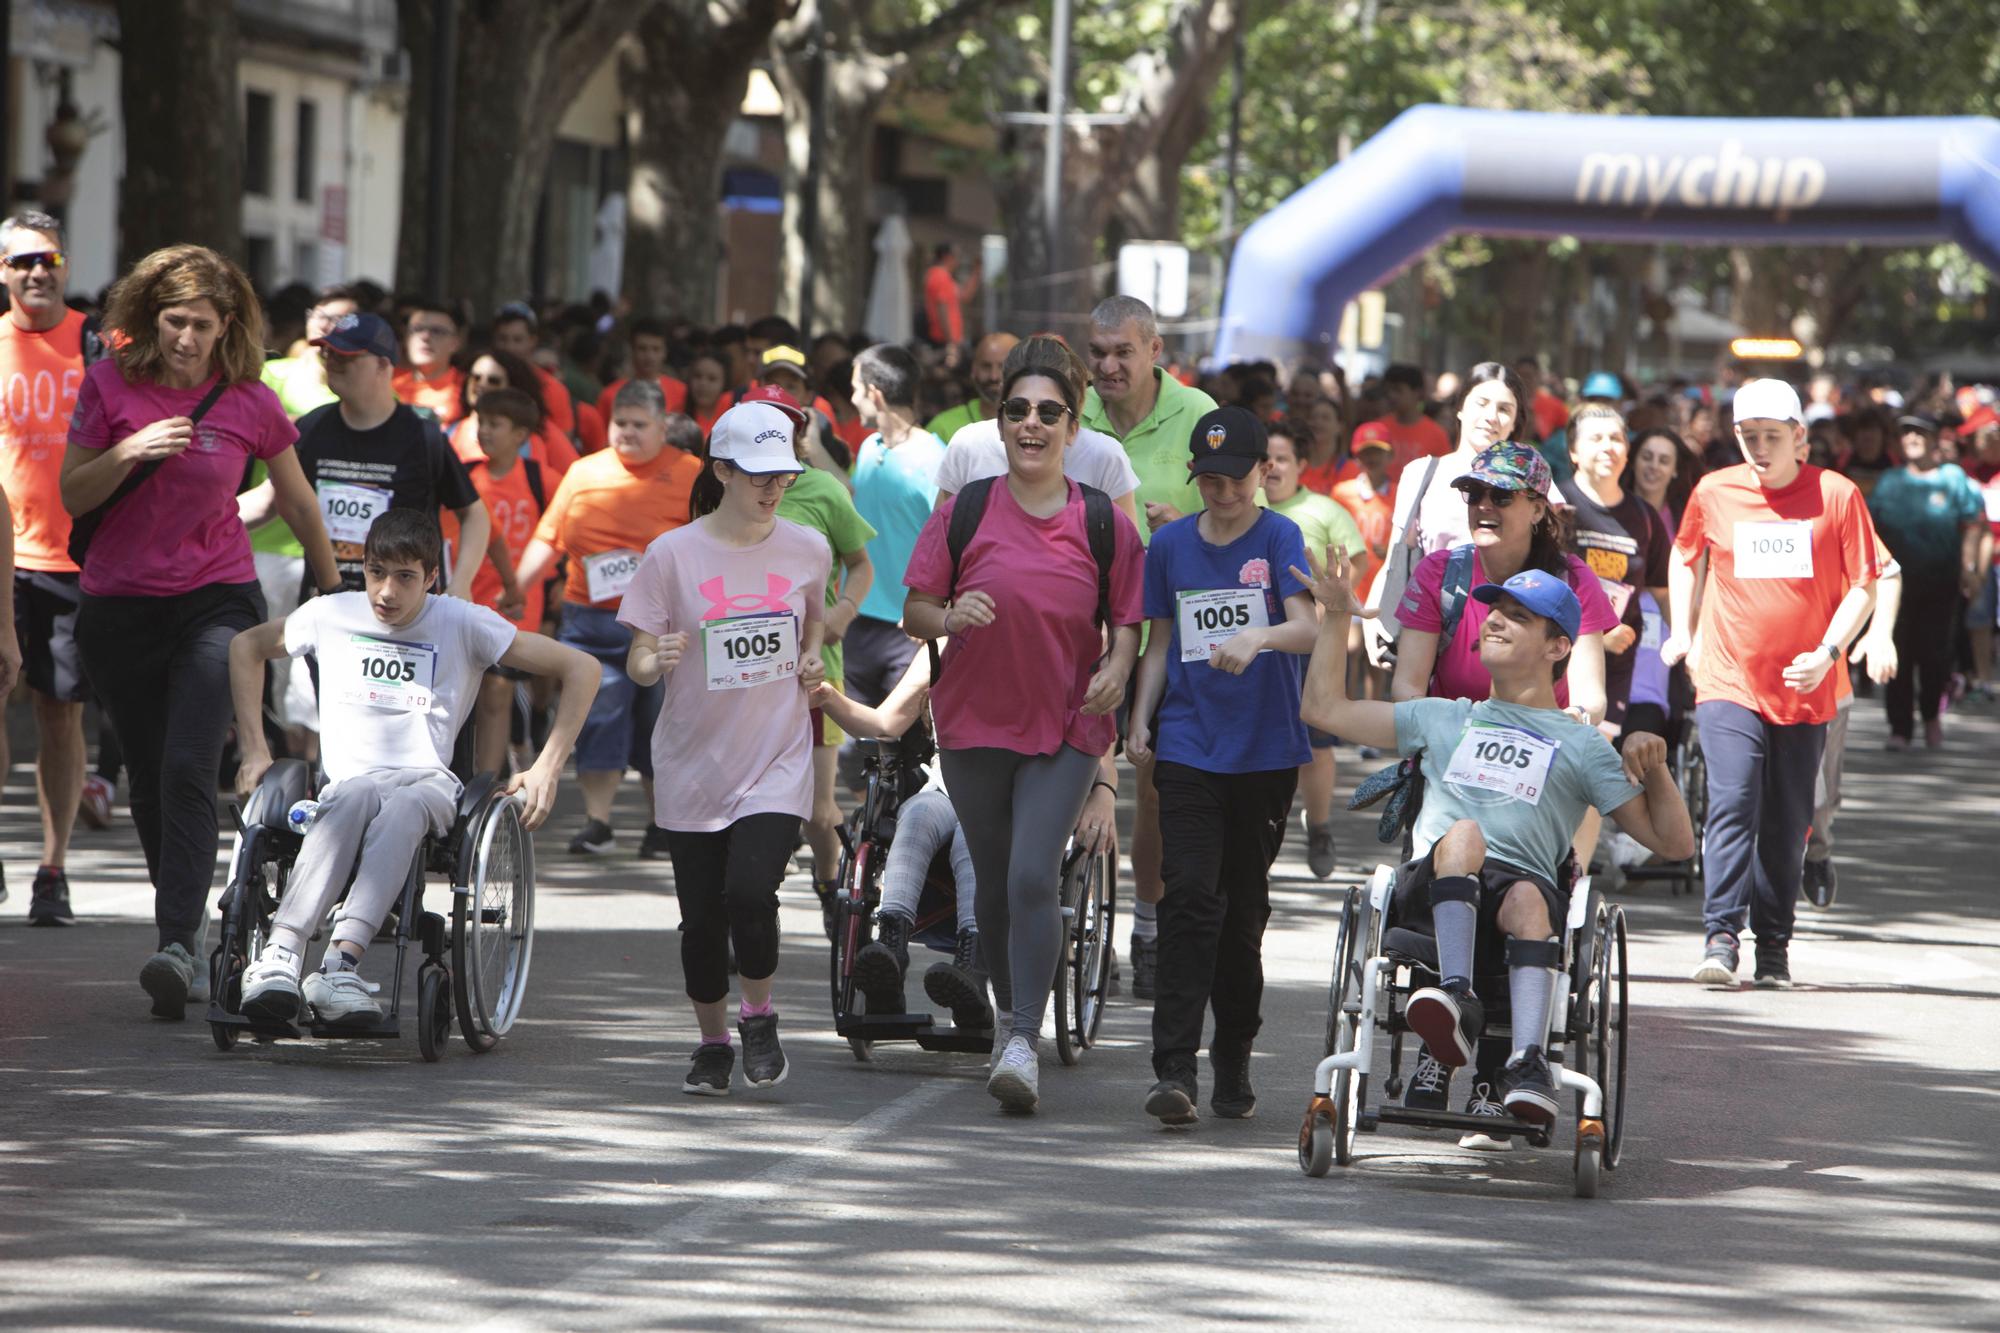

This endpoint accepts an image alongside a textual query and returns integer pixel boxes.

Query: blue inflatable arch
[1213,105,2000,362]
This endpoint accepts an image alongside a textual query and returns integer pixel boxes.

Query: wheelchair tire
[452,795,536,1053]
[418,966,450,1063]
[1329,1010,1364,1167]
[1323,886,1363,1058]
[1574,1137,1603,1198]
[210,1020,239,1052]
[1054,844,1114,1067]
[1597,904,1630,1169]
[1299,1110,1334,1177]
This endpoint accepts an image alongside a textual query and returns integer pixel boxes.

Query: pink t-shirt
[1396,547,1617,708]
[905,479,1144,757]
[67,360,297,597]
[617,516,830,833]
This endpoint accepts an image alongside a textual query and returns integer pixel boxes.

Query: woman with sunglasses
[454,348,579,485]
[621,400,830,1097]
[903,337,1144,1113]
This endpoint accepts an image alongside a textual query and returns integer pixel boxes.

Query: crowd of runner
[2,206,1990,1115]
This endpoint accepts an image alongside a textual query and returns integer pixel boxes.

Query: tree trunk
[394,0,434,293]
[622,0,784,322]
[115,0,243,267]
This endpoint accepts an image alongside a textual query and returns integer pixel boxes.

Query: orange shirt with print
[1674,462,1881,726]
[533,445,700,610]
[392,365,467,426]
[451,419,576,487]
[0,308,87,573]
[442,455,548,633]
[1332,472,1396,594]
[596,375,689,426]
[1362,415,1451,478]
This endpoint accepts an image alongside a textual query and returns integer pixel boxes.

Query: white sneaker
[986,1035,1040,1112]
[1457,1079,1515,1152]
[240,945,303,1022]
[303,968,384,1027]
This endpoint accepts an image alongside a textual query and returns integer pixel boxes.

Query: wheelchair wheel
[1677,733,1708,897]
[827,837,876,1061]
[1299,1107,1334,1177]
[1595,904,1630,1169]
[417,965,451,1063]
[1322,886,1363,1057]
[452,795,536,1053]
[1053,844,1114,1067]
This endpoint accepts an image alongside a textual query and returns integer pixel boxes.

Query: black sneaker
[1208,1039,1255,1119]
[813,879,839,943]
[1499,1045,1559,1126]
[1691,931,1739,987]
[683,1042,734,1096]
[1458,1078,1514,1151]
[853,913,911,1014]
[738,1013,789,1087]
[567,819,615,855]
[638,823,672,861]
[924,927,993,1029]
[1802,858,1837,910]
[1404,980,1483,1067]
[28,867,76,926]
[1145,1057,1199,1126]
[1753,940,1793,989]
[1403,1047,1453,1111]
[1131,936,1157,1001]
[1306,824,1337,880]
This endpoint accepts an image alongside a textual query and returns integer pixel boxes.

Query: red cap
[740,384,809,426]
[1962,405,2000,436]
[1351,420,1393,452]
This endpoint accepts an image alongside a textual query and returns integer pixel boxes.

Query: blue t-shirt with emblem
[1143,508,1312,774]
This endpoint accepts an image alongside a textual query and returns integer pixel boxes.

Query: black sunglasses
[3,250,64,273]
[1459,481,1525,508]
[1001,397,1073,427]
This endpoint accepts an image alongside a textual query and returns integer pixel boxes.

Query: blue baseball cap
[1580,371,1622,401]
[1470,568,1581,642]
[310,311,398,361]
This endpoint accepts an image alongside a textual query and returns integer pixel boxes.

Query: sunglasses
[1001,397,1073,427]
[3,250,64,273]
[1459,481,1527,508]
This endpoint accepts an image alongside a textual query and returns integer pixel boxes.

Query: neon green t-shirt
[1081,369,1218,545]
[250,357,336,558]
[776,465,876,686]
[925,400,982,443]
[1271,486,1365,565]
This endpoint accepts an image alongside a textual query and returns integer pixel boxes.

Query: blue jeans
[558,603,663,777]
[1695,700,1826,946]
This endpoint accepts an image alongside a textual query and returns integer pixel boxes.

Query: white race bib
[584,548,642,604]
[1442,719,1559,806]
[1176,587,1271,663]
[1596,575,1634,621]
[1734,520,1813,580]
[317,481,390,546]
[1640,606,1663,652]
[332,634,437,713]
[703,613,800,692]
[1983,486,2000,523]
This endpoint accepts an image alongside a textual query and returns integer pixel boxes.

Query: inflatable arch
[1213,105,2000,362]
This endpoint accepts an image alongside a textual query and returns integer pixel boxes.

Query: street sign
[1118,242,1189,319]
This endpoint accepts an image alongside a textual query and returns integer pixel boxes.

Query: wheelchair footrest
[837,1011,996,1054]
[1374,1105,1547,1139]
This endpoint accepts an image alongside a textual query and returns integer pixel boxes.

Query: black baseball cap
[311,312,398,361]
[1188,406,1268,479]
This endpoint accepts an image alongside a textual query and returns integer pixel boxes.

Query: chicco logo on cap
[1205,424,1227,451]
[754,428,789,444]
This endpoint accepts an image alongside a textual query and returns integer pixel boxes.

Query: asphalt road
[2,700,1996,1330]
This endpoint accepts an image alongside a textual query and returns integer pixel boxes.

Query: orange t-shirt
[924,264,962,343]
[392,365,466,426]
[1362,415,1452,478]
[1331,472,1396,595]
[596,375,689,426]
[533,366,575,436]
[451,419,576,487]
[533,445,700,609]
[442,455,548,634]
[1301,456,1359,496]
[1674,463,1881,726]
[693,391,735,441]
[0,308,87,573]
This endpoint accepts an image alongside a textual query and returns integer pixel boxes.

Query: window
[244,91,273,197]
[295,101,318,204]
[245,235,275,292]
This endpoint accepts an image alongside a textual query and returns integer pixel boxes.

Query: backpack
[1434,541,1478,654]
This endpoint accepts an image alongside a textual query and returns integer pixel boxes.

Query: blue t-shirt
[1143,508,1313,774]
[1867,462,1982,578]
[1396,697,1639,891]
[852,429,948,622]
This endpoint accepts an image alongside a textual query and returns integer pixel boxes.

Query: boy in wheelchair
[1299,551,1694,1125]
[226,509,598,1027]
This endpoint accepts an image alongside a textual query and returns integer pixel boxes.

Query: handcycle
[205,758,536,1062]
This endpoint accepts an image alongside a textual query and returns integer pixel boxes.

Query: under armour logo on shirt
[698,573,795,620]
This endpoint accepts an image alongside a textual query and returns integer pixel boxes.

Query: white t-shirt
[284,592,517,787]
[936,419,1140,500]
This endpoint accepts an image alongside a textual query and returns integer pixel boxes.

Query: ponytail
[691,457,725,517]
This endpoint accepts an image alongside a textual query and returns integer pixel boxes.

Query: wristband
[1092,780,1117,797]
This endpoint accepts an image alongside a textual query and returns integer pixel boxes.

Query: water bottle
[287,799,321,835]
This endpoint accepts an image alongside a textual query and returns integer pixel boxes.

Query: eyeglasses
[1459,482,1524,508]
[1001,397,1073,426]
[3,250,64,273]
[739,470,798,491]
[408,323,456,338]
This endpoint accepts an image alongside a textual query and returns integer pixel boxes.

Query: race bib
[704,613,800,691]
[1983,487,2000,523]
[1734,520,1813,579]
[1442,719,1559,806]
[584,548,642,604]
[1640,606,1663,652]
[332,634,437,713]
[1596,575,1634,621]
[317,481,390,546]
[1176,587,1270,663]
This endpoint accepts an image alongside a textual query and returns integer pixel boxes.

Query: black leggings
[665,812,799,1004]
[76,581,266,951]
[1886,571,1959,738]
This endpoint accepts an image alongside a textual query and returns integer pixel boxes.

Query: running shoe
[1885,734,1910,751]
[1208,1040,1255,1119]
[303,968,384,1027]
[139,943,198,1021]
[923,927,992,1029]
[567,819,615,855]
[638,823,672,860]
[1306,824,1337,880]
[240,945,304,1022]
[1145,1057,1199,1126]
[27,867,75,926]
[853,914,911,1015]
[1404,982,1483,1067]
[1691,932,1739,987]
[1802,857,1837,910]
[1403,1048,1453,1112]
[1499,1045,1559,1127]
[78,773,115,831]
[738,1013,789,1087]
[988,1035,1040,1112]
[1458,1080,1514,1151]
[1130,936,1157,1001]
[1753,941,1793,989]
[683,1042,734,1096]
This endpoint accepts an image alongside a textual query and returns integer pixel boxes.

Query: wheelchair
[828,729,1116,1064]
[204,759,536,1062]
[1298,855,1629,1198]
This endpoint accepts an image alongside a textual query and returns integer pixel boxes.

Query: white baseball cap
[1731,378,1805,427]
[707,401,805,474]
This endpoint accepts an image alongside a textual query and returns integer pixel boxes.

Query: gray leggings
[940,745,1099,1042]
[879,789,977,934]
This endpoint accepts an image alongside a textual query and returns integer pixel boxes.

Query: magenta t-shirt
[1396,546,1617,707]
[905,479,1144,757]
[67,360,297,597]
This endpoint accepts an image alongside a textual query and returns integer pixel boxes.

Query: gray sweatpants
[269,770,459,958]
[940,745,1099,1042]
[879,789,977,933]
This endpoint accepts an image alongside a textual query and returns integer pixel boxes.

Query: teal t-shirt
[851,428,947,622]
[1396,697,1638,889]
[1867,462,1982,578]
[1271,487,1365,564]
[776,465,877,685]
